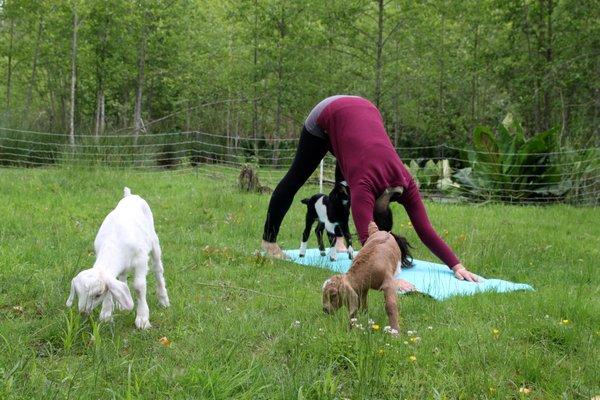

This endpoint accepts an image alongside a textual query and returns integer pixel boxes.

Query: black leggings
[263,127,333,242]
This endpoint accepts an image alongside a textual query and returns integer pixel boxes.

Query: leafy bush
[454,117,571,202]
[406,159,459,194]
[560,148,600,205]
[0,130,62,167]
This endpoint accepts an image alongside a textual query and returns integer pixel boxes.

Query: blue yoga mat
[284,248,534,301]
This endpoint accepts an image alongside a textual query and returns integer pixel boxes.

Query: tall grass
[0,167,598,399]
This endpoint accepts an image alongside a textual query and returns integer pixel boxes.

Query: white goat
[66,187,170,329]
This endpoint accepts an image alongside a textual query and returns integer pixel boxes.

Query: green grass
[0,167,598,399]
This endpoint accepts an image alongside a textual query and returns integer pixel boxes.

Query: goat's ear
[107,278,134,311]
[367,221,380,236]
[66,278,76,307]
[339,280,359,318]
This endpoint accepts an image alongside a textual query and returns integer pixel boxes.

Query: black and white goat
[299,181,353,261]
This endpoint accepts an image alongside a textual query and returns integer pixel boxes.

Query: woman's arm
[349,186,376,245]
[400,181,459,267]
[400,181,480,282]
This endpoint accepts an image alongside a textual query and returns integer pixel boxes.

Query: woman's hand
[451,263,480,282]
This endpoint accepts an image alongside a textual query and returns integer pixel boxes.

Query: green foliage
[559,148,600,205]
[1,0,598,146]
[455,116,573,202]
[407,159,459,194]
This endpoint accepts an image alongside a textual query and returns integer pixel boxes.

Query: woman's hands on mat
[451,263,480,282]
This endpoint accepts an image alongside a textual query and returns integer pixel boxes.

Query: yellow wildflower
[371,324,380,331]
[409,355,417,362]
[518,387,532,394]
[159,336,171,347]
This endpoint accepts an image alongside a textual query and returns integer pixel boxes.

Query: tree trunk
[252,0,259,157]
[69,6,78,148]
[542,0,554,131]
[134,25,147,144]
[274,4,286,167]
[5,16,15,118]
[25,16,44,118]
[438,12,445,113]
[392,37,400,148]
[524,7,540,135]
[470,22,479,136]
[94,90,105,140]
[225,34,233,158]
[234,105,240,155]
[226,92,232,158]
[374,0,384,108]
[185,100,191,131]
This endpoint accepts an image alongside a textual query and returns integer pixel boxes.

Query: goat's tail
[301,198,310,205]
[123,187,132,197]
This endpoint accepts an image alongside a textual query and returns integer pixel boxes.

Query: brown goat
[322,221,404,332]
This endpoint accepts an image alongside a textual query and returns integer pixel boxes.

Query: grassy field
[0,167,598,399]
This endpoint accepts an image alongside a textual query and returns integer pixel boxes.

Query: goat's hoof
[320,251,326,257]
[329,256,337,262]
[299,252,305,258]
[348,247,354,259]
[99,312,113,323]
[135,316,151,330]
[159,297,170,308]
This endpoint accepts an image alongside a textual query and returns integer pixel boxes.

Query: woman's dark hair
[373,204,393,232]
[374,197,413,268]
[391,232,413,268]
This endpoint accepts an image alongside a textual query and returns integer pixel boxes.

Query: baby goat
[66,187,170,329]
[322,221,413,333]
[299,181,353,261]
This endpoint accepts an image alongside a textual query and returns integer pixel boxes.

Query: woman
[261,95,479,283]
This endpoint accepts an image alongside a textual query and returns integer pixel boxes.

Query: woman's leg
[262,127,328,248]
[332,161,350,252]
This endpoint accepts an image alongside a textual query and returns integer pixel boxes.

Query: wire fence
[0,127,598,205]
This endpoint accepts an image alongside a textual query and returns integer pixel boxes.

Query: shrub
[454,116,570,202]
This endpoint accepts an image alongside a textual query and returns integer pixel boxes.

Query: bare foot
[261,240,290,259]
[396,279,416,293]
[334,237,347,253]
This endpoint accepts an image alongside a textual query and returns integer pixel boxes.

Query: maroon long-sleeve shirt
[313,96,460,268]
